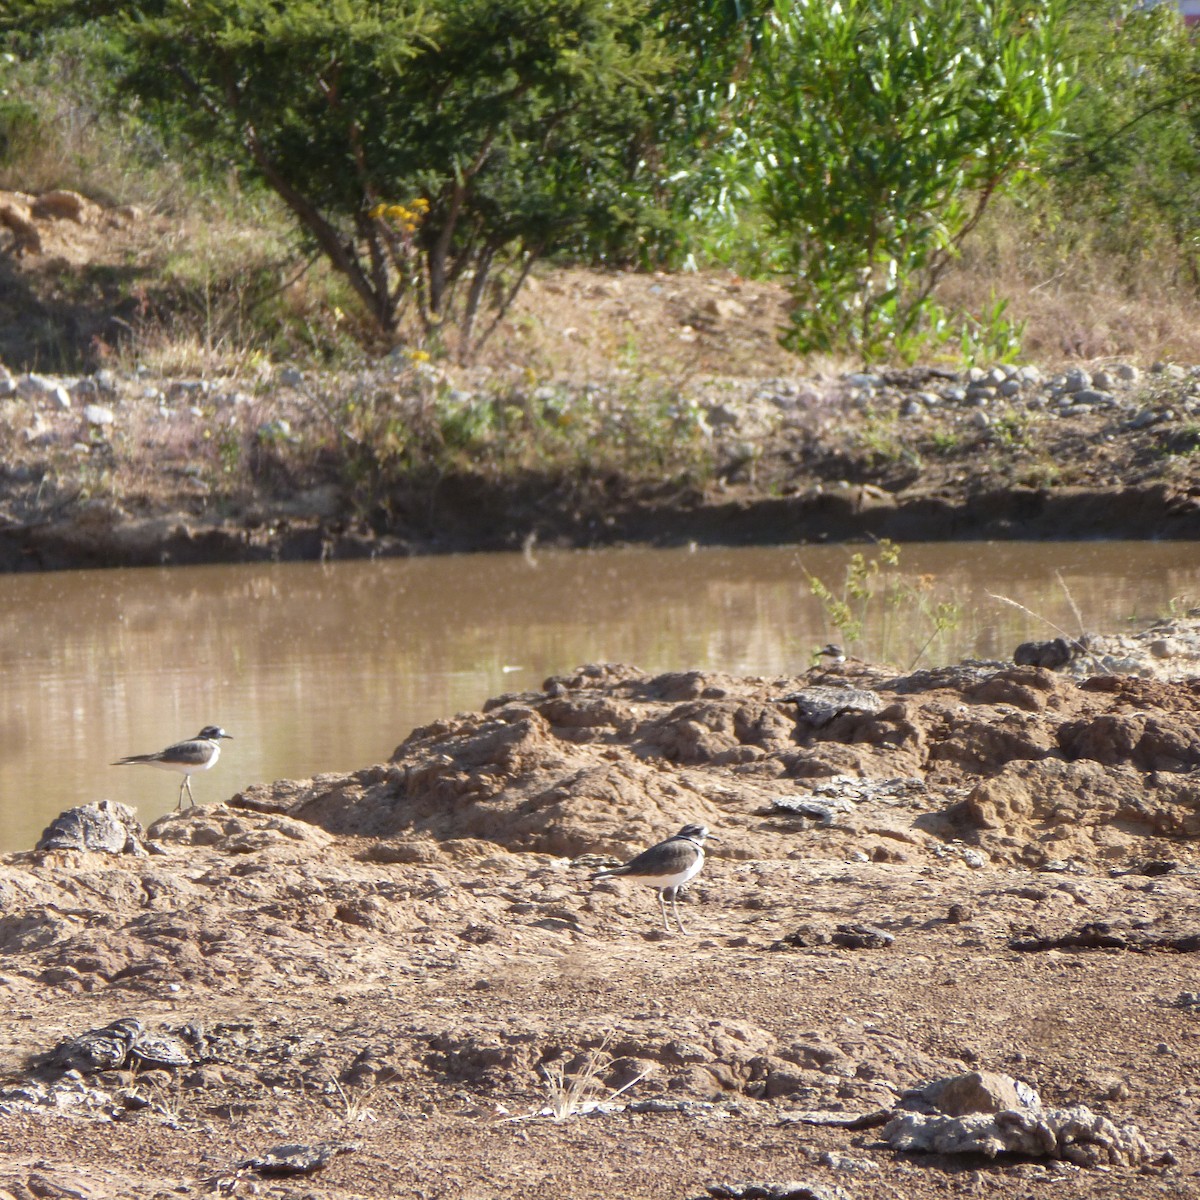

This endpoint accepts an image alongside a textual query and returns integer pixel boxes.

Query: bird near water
[590,823,716,935]
[112,726,232,809]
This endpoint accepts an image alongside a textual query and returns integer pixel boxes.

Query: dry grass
[534,1037,651,1121]
[937,201,1200,367]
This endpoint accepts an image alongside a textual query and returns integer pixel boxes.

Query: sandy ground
[3,621,1200,1197]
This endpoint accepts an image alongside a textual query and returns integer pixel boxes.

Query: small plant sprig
[804,539,964,669]
[530,1036,650,1121]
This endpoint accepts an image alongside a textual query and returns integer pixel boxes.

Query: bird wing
[612,838,699,877]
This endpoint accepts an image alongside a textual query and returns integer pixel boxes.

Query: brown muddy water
[2,541,1199,853]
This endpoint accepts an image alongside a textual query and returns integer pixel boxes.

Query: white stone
[83,404,115,427]
[1062,368,1091,393]
[16,372,55,399]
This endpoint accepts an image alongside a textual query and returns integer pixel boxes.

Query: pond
[2,540,1198,852]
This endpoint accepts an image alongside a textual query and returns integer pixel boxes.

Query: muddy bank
[4,351,1200,570]
[5,481,1200,573]
[2,621,1200,1196]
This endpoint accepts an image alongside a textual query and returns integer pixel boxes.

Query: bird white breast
[638,849,704,890]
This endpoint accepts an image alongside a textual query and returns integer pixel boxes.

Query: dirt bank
[5,192,1200,568]
[3,620,1200,1197]
[4,354,1200,572]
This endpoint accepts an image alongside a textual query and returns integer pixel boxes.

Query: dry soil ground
[4,623,1200,1197]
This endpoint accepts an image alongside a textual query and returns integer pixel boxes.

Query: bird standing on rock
[590,823,716,935]
[112,726,232,809]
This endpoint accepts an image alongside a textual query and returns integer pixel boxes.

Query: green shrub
[748,0,1074,362]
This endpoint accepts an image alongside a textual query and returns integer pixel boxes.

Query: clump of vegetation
[319,372,715,522]
[2,0,1199,367]
[805,539,964,667]
[748,0,1073,361]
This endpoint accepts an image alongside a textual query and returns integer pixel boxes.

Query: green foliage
[5,0,1199,372]
[640,0,781,271]
[6,0,677,358]
[321,371,713,519]
[0,95,40,168]
[954,294,1025,366]
[805,539,963,667]
[749,0,1075,362]
[1042,1,1200,288]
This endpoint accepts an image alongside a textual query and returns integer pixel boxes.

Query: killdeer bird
[590,823,715,935]
[112,726,232,809]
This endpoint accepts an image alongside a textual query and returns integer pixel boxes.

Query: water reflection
[2,541,1199,852]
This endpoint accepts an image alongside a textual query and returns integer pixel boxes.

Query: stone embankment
[3,352,1200,568]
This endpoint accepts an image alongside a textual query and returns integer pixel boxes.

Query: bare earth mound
[4,622,1200,1196]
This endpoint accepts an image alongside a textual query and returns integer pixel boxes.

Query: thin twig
[987,591,1078,642]
[1054,569,1086,637]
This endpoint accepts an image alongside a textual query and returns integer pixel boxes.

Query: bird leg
[655,889,673,933]
[669,888,689,936]
[177,777,195,810]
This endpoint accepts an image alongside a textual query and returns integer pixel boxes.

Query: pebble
[83,404,115,427]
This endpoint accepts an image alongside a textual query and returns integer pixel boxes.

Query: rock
[35,800,149,855]
[830,923,893,950]
[703,1186,850,1200]
[775,686,884,725]
[240,1141,359,1176]
[702,296,747,322]
[1152,362,1187,380]
[16,373,55,400]
[883,1103,1152,1167]
[1061,367,1091,393]
[1012,637,1083,669]
[885,1071,1154,1166]
[31,189,89,222]
[769,797,851,824]
[0,200,41,254]
[778,1109,892,1129]
[83,403,116,427]
[901,1070,1037,1117]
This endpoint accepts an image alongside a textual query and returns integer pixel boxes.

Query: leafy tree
[639,0,776,269]
[5,0,675,357]
[1048,1,1200,289]
[748,0,1075,360]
